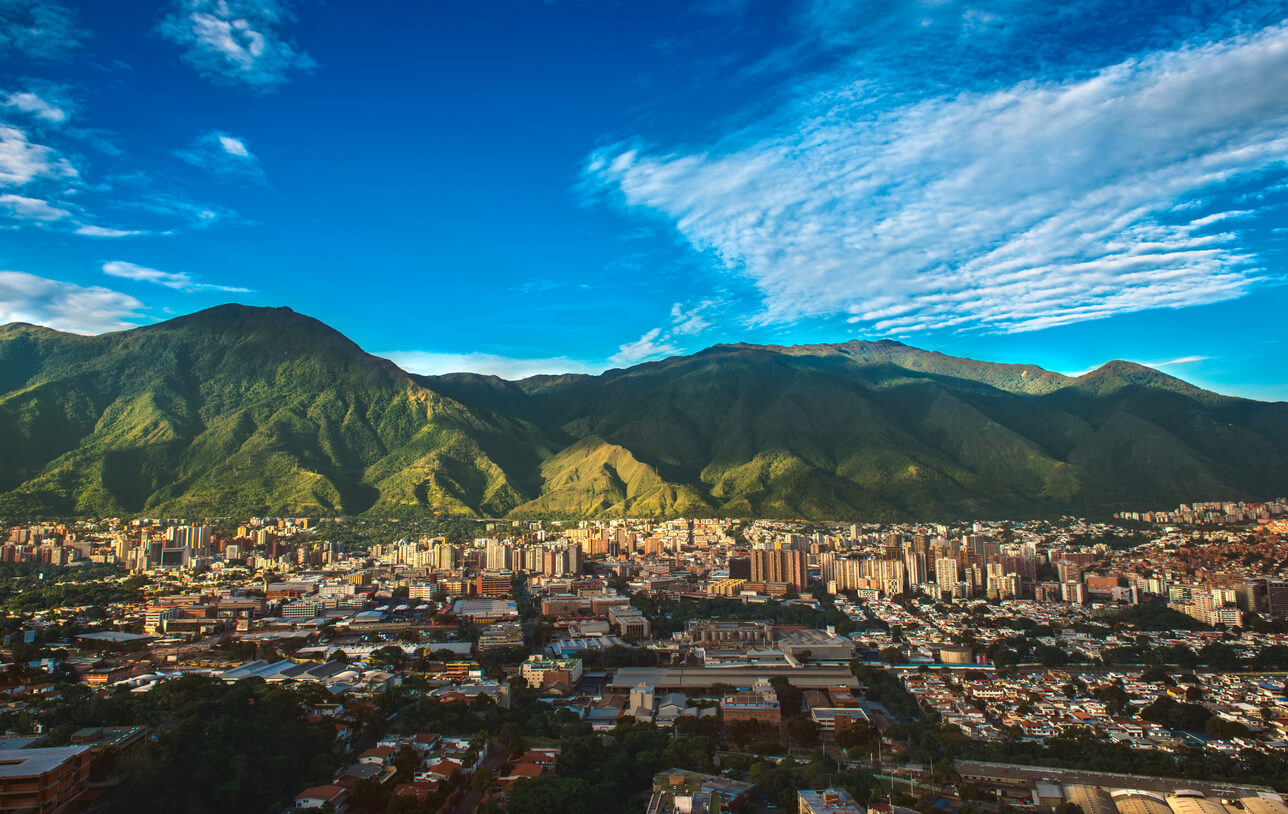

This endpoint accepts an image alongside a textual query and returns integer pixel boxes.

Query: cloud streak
[0,270,144,334]
[158,0,315,93]
[587,23,1288,336]
[102,260,250,293]
[1148,355,1212,367]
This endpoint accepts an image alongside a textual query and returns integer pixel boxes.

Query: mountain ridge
[1,304,1283,520]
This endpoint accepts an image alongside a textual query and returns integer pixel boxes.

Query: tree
[835,722,878,756]
[1205,716,1251,740]
[930,759,960,784]
[786,716,819,748]
[880,646,908,664]
[398,627,422,644]
[1140,695,1211,732]
[1094,684,1131,716]
[769,677,803,717]
[471,768,496,792]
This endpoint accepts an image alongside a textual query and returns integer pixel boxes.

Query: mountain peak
[1074,359,1216,399]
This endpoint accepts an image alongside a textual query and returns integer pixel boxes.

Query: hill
[1,305,1285,519]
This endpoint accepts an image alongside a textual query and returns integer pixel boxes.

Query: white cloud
[3,89,69,124]
[0,0,83,60]
[0,192,69,221]
[1148,355,1212,367]
[609,328,681,367]
[607,299,721,366]
[175,129,265,182]
[0,270,144,333]
[102,260,250,293]
[669,300,715,335]
[158,0,315,93]
[0,123,77,187]
[381,350,599,380]
[75,224,148,238]
[587,23,1288,336]
[217,134,249,157]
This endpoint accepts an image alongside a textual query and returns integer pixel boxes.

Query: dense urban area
[0,500,1286,814]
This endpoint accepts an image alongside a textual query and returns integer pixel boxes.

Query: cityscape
[2,0,1288,813]
[0,503,1284,813]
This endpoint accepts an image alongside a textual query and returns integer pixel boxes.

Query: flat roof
[76,631,156,642]
[610,666,861,690]
[0,746,90,778]
[954,761,1275,797]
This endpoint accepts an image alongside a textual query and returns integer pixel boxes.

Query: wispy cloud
[3,87,70,125]
[75,224,149,238]
[175,130,266,183]
[129,192,236,229]
[0,123,77,187]
[381,350,599,380]
[158,0,315,93]
[513,278,561,295]
[609,328,680,367]
[0,192,69,221]
[587,22,1288,336]
[609,299,720,366]
[1147,355,1212,367]
[0,270,143,334]
[0,0,84,60]
[102,260,250,293]
[669,300,715,336]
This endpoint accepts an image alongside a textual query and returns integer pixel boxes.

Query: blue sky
[1,0,1286,399]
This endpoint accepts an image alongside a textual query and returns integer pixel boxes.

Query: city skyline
[1,1,1287,399]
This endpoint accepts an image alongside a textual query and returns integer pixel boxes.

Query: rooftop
[0,746,90,778]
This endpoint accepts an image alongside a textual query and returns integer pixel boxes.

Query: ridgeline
[1,304,1285,520]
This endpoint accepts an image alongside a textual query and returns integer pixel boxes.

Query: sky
[1,0,1286,400]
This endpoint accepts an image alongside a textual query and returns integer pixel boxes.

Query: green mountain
[1,305,1285,520]
[0,306,549,517]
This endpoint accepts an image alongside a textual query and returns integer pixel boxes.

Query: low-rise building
[520,656,583,688]
[0,745,93,814]
[799,788,866,814]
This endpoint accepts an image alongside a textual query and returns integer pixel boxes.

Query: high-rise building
[904,550,928,587]
[751,549,807,592]
[1267,580,1288,617]
[485,540,511,571]
[728,556,751,580]
[935,558,958,594]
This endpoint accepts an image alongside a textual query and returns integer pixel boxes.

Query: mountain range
[1,304,1284,520]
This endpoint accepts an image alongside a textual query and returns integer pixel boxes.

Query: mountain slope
[1,305,1285,519]
[0,306,549,517]
[429,344,1288,518]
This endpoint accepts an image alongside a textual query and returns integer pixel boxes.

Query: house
[393,781,439,804]
[358,745,395,765]
[413,732,442,753]
[516,749,558,769]
[499,762,545,791]
[295,785,349,811]
[416,759,461,783]
[342,763,388,783]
